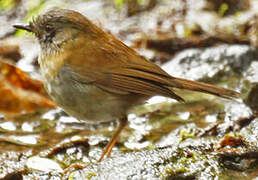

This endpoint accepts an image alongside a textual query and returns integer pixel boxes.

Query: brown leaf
[0,61,56,115]
[0,45,22,63]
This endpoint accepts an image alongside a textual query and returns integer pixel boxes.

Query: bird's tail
[170,77,241,99]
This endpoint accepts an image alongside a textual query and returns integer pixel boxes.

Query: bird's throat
[38,49,67,81]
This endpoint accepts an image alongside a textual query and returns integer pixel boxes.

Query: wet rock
[247,15,258,47]
[66,118,258,180]
[26,156,63,172]
[126,0,157,17]
[205,0,250,16]
[144,36,250,56]
[162,44,257,81]
[70,140,219,179]
[162,44,256,124]
[244,61,258,83]
[218,117,258,171]
[0,151,30,179]
[1,171,23,180]
[245,83,258,113]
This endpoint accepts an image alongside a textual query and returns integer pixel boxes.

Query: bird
[14,9,240,162]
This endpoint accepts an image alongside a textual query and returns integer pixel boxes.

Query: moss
[68,171,75,180]
[179,129,195,142]
[113,0,124,7]
[84,172,97,179]
[218,3,229,17]
[0,0,15,11]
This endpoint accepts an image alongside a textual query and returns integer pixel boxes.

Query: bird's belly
[44,75,130,123]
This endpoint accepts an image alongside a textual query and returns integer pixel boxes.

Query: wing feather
[71,66,184,102]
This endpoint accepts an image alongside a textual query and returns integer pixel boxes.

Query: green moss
[85,172,97,179]
[114,0,124,7]
[184,26,193,37]
[162,146,222,178]
[166,164,187,174]
[218,3,229,17]
[165,151,202,175]
[137,0,147,6]
[68,171,75,180]
[0,0,15,11]
[234,11,242,17]
[179,129,195,142]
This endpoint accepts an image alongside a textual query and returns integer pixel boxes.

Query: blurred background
[0,0,257,179]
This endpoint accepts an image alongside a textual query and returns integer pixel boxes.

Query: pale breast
[43,65,136,123]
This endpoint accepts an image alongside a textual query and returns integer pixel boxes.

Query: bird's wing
[65,34,185,101]
[70,64,184,102]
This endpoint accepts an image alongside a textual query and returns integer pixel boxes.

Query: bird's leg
[98,116,128,162]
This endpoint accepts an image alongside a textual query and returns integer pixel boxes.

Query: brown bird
[14,9,240,162]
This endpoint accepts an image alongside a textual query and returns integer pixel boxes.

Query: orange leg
[98,117,127,162]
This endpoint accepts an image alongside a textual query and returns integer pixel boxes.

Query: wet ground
[0,0,257,179]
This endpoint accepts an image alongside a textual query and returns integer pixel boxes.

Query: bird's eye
[45,24,53,32]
